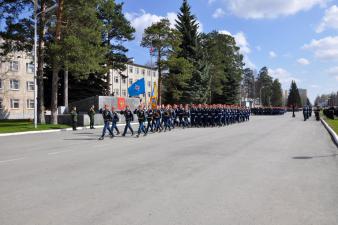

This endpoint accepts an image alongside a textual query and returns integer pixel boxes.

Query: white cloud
[213,8,226,18]
[316,5,338,33]
[269,68,300,85]
[208,0,216,4]
[220,0,327,19]
[219,30,255,68]
[303,36,338,61]
[126,10,203,40]
[269,51,277,58]
[297,58,310,65]
[310,84,320,88]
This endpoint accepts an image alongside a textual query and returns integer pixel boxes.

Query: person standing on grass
[70,107,78,131]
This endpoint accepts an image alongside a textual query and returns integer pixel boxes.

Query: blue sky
[121,0,338,102]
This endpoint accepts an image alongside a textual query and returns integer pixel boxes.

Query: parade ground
[0,113,337,225]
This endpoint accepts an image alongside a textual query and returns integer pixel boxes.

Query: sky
[120,0,338,102]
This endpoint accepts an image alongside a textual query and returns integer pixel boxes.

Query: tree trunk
[50,0,64,124]
[37,0,46,124]
[64,69,68,111]
[51,66,59,124]
[157,49,162,105]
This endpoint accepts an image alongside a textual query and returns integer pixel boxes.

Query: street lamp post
[33,1,57,128]
[259,86,265,107]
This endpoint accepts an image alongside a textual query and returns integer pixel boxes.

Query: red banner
[117,97,126,110]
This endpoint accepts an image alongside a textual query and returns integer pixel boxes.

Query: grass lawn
[321,112,338,135]
[0,120,70,134]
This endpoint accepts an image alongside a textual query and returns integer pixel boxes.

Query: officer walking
[111,106,120,135]
[134,105,147,137]
[99,105,114,140]
[121,105,134,136]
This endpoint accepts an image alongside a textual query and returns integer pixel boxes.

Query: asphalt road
[0,113,337,225]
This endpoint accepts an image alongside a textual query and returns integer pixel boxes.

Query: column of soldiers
[302,105,312,121]
[251,107,286,115]
[98,104,251,140]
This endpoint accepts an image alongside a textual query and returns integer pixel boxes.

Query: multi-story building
[109,63,158,104]
[298,88,308,106]
[0,52,35,119]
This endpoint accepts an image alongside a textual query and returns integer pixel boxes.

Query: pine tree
[141,19,173,105]
[287,80,302,108]
[256,67,273,106]
[271,79,283,106]
[175,0,199,60]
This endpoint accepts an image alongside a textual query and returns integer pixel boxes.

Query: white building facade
[0,52,35,119]
[109,63,158,104]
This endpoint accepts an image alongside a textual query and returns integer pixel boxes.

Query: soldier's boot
[99,136,104,140]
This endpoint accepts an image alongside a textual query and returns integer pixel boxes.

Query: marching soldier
[120,105,134,136]
[99,105,114,140]
[134,105,147,137]
[111,107,120,135]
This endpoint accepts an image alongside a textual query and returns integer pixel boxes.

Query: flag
[150,81,158,109]
[128,78,145,97]
[150,47,158,56]
[117,97,126,110]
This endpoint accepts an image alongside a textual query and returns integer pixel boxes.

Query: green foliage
[271,79,283,107]
[256,67,273,106]
[203,31,244,104]
[287,80,302,107]
[162,56,193,103]
[242,68,256,99]
[175,0,199,59]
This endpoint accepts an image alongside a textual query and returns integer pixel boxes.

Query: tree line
[0,0,284,124]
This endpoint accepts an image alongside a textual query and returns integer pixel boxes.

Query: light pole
[33,1,57,128]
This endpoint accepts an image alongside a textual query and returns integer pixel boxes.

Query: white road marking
[48,150,74,155]
[0,157,25,164]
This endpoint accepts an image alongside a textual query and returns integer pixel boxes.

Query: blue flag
[128,78,145,97]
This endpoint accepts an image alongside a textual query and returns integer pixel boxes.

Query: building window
[0,98,3,109]
[142,69,145,75]
[147,70,151,76]
[122,89,127,97]
[148,92,151,97]
[26,63,34,73]
[10,79,20,90]
[27,81,35,91]
[129,78,133,85]
[10,61,19,72]
[147,81,151,87]
[136,68,139,74]
[10,99,20,109]
[153,71,156,77]
[114,76,119,83]
[122,77,126,84]
[143,93,145,97]
[0,79,2,89]
[27,99,34,109]
[114,89,119,96]
[129,66,133,73]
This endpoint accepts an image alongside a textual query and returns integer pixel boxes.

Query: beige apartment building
[0,52,35,119]
[109,63,158,104]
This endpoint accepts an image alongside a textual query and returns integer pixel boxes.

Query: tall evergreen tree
[242,68,256,99]
[287,80,302,107]
[175,0,199,60]
[271,79,283,106]
[256,67,273,106]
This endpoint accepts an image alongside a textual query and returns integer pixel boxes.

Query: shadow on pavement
[64,138,99,141]
[292,154,338,160]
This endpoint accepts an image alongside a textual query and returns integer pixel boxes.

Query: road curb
[320,118,338,147]
[0,122,139,137]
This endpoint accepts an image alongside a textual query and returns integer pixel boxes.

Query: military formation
[97,104,251,140]
[251,107,286,115]
[302,105,313,121]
